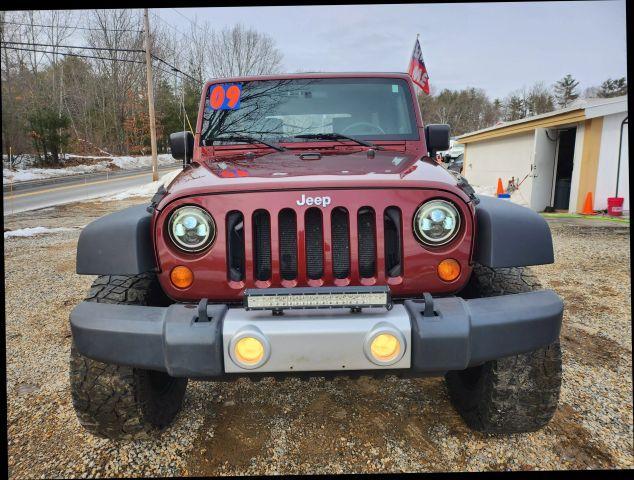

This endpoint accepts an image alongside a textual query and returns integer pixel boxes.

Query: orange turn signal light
[437,259,461,282]
[170,265,194,288]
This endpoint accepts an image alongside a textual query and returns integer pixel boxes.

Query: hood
[160,149,469,208]
[202,149,418,178]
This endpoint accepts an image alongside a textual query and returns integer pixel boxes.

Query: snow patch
[4,163,111,183]
[4,226,77,238]
[472,185,497,197]
[3,153,178,184]
[100,169,181,201]
[471,184,530,207]
[109,154,175,170]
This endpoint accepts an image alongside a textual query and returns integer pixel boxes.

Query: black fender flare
[76,205,156,275]
[473,196,554,268]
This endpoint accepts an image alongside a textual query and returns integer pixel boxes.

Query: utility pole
[143,8,159,181]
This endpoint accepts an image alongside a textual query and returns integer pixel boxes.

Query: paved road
[3,164,181,215]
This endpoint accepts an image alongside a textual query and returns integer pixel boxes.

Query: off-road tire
[446,265,562,433]
[69,273,188,440]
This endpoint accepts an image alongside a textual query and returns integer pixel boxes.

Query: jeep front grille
[225,204,403,286]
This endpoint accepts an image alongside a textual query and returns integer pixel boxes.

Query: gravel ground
[5,200,633,477]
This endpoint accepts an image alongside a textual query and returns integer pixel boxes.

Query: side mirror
[425,124,450,157]
[169,131,194,163]
[444,153,452,161]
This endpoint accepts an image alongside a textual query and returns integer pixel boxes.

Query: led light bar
[244,286,392,312]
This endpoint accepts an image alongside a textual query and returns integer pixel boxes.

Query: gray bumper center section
[70,290,563,377]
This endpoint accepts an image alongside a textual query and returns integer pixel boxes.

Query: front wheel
[69,273,188,440]
[445,265,562,433]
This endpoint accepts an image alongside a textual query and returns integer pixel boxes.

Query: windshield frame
[197,74,422,147]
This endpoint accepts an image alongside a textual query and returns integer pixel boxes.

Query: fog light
[235,337,265,365]
[370,334,400,361]
[364,323,406,366]
[170,265,193,288]
[229,327,270,369]
[437,258,461,282]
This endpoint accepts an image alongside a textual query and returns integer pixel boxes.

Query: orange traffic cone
[581,192,595,215]
[496,178,505,196]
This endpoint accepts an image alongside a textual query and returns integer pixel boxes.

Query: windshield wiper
[294,133,384,150]
[211,135,286,152]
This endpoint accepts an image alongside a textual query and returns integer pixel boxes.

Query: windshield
[200,78,419,145]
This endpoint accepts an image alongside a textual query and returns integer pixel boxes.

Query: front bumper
[70,290,563,378]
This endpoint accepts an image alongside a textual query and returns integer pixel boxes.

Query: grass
[540,212,630,224]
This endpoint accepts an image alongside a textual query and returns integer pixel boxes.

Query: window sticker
[391,84,399,93]
[208,83,242,110]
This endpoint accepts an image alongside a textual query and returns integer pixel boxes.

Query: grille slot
[357,207,376,278]
[278,209,297,280]
[331,207,350,279]
[252,210,271,281]
[226,211,245,281]
[384,207,403,277]
[305,208,324,279]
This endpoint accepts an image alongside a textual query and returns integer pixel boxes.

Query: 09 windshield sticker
[208,83,242,110]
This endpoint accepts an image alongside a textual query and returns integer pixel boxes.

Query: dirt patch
[548,404,616,468]
[187,402,278,474]
[561,327,626,371]
[59,157,112,168]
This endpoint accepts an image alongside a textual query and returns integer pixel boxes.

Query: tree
[504,94,526,121]
[553,74,579,108]
[597,77,627,98]
[208,24,283,78]
[526,82,554,116]
[27,106,70,165]
[87,9,146,154]
[417,87,499,136]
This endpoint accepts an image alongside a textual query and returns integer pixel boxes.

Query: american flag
[408,37,430,95]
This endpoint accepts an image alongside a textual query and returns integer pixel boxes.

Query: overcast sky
[155,1,627,100]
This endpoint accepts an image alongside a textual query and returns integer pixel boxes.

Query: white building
[458,96,628,214]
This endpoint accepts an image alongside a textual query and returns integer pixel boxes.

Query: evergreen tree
[27,107,71,165]
[597,77,627,98]
[505,95,526,121]
[553,74,580,108]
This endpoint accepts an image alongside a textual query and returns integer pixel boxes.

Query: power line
[151,11,196,44]
[2,45,147,64]
[0,20,142,33]
[151,54,201,84]
[170,8,207,36]
[3,41,143,54]
[2,44,197,82]
[5,20,205,85]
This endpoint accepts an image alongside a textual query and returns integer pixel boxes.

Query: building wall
[530,128,558,211]
[575,118,604,212]
[594,112,629,211]
[462,132,535,206]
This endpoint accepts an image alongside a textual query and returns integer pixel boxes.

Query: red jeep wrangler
[70,73,563,440]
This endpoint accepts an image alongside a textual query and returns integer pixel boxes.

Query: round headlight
[168,206,215,252]
[413,200,461,246]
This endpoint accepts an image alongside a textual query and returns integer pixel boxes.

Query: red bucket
[607,197,624,216]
